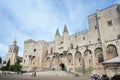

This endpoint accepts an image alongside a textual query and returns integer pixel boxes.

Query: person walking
[34,72,36,77]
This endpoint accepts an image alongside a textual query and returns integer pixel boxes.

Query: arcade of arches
[46,44,118,72]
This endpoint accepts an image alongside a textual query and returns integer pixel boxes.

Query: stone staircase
[23,71,82,77]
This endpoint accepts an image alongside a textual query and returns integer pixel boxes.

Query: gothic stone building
[22,4,120,74]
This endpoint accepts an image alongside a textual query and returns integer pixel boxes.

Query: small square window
[97,38,100,41]
[34,49,36,52]
[107,20,112,26]
[70,44,73,49]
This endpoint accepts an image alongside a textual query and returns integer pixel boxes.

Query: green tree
[1,59,22,71]
[1,66,6,71]
[6,59,10,71]
[9,59,22,71]
[1,59,10,71]
[0,57,2,63]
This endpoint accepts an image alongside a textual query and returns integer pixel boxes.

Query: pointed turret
[13,38,17,45]
[55,28,60,36]
[63,24,68,33]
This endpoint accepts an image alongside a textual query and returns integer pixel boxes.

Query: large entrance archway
[31,56,37,70]
[84,50,92,69]
[59,53,64,64]
[75,52,82,67]
[31,56,36,65]
[67,53,73,66]
[59,63,65,71]
[94,48,104,67]
[52,56,58,70]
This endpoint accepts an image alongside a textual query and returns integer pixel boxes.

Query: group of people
[111,74,120,80]
[89,74,109,80]
[89,73,120,80]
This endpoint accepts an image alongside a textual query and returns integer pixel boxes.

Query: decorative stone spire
[56,28,60,36]
[63,24,68,33]
[13,38,17,45]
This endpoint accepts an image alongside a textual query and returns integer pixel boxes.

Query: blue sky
[0,0,120,60]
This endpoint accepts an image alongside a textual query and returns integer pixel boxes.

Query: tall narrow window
[51,47,53,54]
[70,44,73,49]
[76,45,78,51]
[46,50,48,56]
[69,60,71,63]
[95,25,98,29]
[117,6,120,14]
[98,53,104,63]
[79,58,81,62]
[83,37,85,40]
[107,20,112,26]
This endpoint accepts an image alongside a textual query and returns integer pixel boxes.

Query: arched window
[75,52,82,67]
[94,48,103,66]
[31,56,36,65]
[52,56,57,66]
[67,53,73,66]
[106,44,118,60]
[84,50,92,68]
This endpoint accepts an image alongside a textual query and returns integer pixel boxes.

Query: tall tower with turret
[55,28,61,52]
[6,38,19,65]
[63,25,69,50]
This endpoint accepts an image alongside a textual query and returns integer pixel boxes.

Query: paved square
[0,73,91,80]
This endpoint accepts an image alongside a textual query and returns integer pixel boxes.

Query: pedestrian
[31,72,34,77]
[34,72,36,77]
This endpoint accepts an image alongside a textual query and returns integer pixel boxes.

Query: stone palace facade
[22,4,120,74]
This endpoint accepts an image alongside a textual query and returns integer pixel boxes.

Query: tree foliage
[1,59,22,71]
[1,59,10,71]
[0,57,2,63]
[9,60,22,71]
[6,59,10,70]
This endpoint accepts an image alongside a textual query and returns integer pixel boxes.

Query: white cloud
[0,43,8,60]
